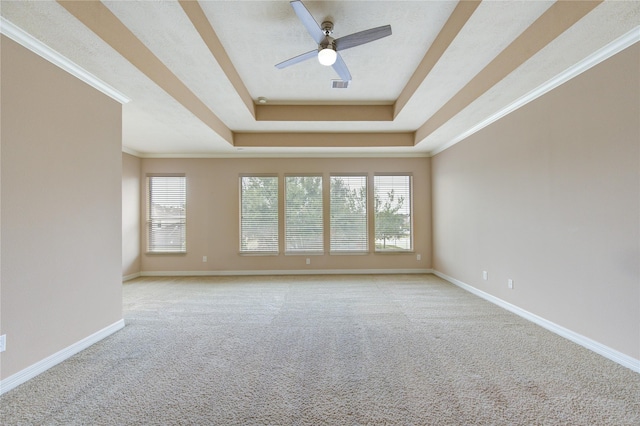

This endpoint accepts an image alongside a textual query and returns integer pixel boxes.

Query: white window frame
[374,173,413,252]
[330,174,368,253]
[239,175,279,255]
[146,174,186,254]
[284,174,324,254]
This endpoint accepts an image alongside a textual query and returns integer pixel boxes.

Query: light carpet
[1,274,639,425]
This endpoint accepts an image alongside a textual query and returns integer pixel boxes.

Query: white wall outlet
[306,258,311,265]
[202,256,207,263]
[508,279,514,289]
[0,334,6,352]
[482,271,488,281]
[416,254,421,261]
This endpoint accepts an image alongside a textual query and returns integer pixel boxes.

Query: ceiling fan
[275,0,392,82]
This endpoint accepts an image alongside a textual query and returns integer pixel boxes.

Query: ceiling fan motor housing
[319,21,336,52]
[321,21,334,35]
[319,35,336,52]
[317,21,337,66]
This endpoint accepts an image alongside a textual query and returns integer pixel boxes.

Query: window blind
[330,175,368,252]
[240,176,279,253]
[285,176,323,253]
[147,175,186,253]
[374,174,412,251]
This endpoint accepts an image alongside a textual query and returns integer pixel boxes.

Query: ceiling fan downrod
[321,21,334,36]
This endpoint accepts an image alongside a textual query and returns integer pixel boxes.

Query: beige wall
[140,157,431,273]
[0,37,123,379]
[122,152,141,278]
[431,44,639,359]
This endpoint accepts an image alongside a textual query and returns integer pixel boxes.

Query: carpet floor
[1,274,639,425]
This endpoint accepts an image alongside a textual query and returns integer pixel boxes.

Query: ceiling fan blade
[332,53,352,81]
[290,0,324,44]
[275,50,317,69]
[335,25,392,51]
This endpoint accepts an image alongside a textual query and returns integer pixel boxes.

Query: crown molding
[122,146,143,158]
[136,151,430,159]
[430,25,640,157]
[0,17,131,105]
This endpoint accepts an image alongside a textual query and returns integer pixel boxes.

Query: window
[285,175,323,253]
[374,174,412,252]
[147,175,186,253]
[330,175,368,252]
[240,176,279,254]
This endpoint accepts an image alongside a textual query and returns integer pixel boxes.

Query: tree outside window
[330,175,367,252]
[240,176,278,253]
[285,176,323,253]
[374,175,412,251]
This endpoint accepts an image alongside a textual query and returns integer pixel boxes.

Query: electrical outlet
[202,256,207,263]
[416,254,421,261]
[508,279,514,289]
[0,334,6,352]
[306,258,311,265]
[482,271,488,281]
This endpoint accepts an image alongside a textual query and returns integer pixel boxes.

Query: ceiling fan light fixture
[317,47,337,66]
[276,2,392,82]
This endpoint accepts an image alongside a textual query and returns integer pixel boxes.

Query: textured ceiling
[1,0,639,157]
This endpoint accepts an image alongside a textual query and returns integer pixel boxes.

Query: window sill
[145,251,187,255]
[285,251,324,256]
[239,251,279,256]
[330,251,369,256]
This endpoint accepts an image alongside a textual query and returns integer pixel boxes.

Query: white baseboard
[140,268,433,277]
[433,270,640,373]
[0,319,125,395]
[122,272,141,282]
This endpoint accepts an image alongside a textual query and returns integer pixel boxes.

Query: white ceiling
[1,0,638,157]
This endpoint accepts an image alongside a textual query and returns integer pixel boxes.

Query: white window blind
[330,175,368,252]
[374,174,412,252]
[240,176,279,253]
[147,175,186,253]
[285,176,323,253]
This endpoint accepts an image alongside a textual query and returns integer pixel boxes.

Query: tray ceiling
[1,1,638,157]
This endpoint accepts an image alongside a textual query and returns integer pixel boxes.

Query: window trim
[284,174,324,255]
[146,174,187,254]
[373,173,414,253]
[239,174,280,256]
[329,173,369,254]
